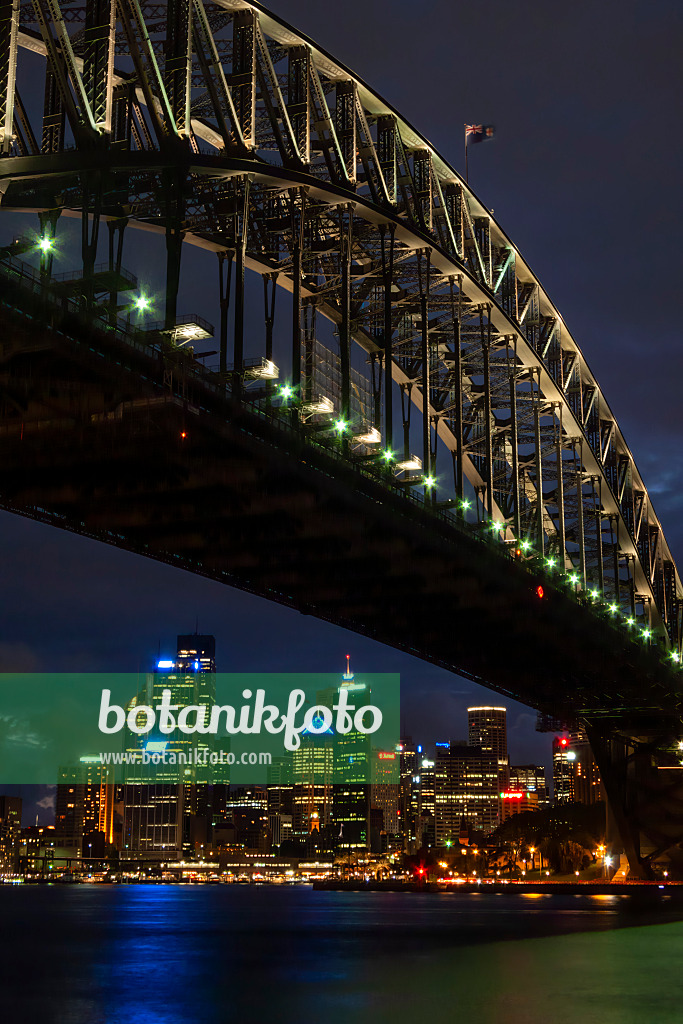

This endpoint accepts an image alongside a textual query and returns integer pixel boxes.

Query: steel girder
[0,0,681,657]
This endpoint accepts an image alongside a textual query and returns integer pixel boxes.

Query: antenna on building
[343,654,353,681]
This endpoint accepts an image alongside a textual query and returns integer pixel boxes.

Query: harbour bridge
[0,0,681,877]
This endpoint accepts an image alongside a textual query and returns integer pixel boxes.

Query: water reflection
[1,886,683,1023]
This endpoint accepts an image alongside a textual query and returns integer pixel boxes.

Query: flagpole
[464,126,468,185]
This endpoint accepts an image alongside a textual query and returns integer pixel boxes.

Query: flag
[465,124,495,145]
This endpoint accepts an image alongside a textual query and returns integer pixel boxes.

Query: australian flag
[465,124,495,145]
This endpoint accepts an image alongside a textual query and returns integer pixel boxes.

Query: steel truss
[0,0,680,657]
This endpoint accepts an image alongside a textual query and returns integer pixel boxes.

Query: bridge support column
[507,336,521,538]
[232,175,250,402]
[263,271,277,408]
[554,403,566,562]
[218,250,233,376]
[533,383,544,554]
[585,724,683,880]
[339,204,352,449]
[291,187,305,425]
[163,168,185,331]
[575,439,587,587]
[381,223,395,454]
[81,170,102,312]
[107,216,127,325]
[418,249,431,495]
[449,276,464,506]
[481,305,493,518]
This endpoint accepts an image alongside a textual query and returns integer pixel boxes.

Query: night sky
[1,0,681,822]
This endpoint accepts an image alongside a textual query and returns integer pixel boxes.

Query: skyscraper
[509,765,549,809]
[333,658,371,851]
[56,756,118,857]
[0,796,22,873]
[468,705,508,827]
[434,742,500,842]
[123,634,217,862]
[553,731,603,805]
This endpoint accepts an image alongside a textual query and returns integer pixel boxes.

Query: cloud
[36,794,55,812]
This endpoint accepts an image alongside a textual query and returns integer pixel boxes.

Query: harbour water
[2,886,683,1023]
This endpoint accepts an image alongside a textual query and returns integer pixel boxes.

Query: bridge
[0,0,681,877]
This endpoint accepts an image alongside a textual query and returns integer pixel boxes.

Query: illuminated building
[0,796,22,872]
[413,754,436,848]
[370,747,401,851]
[509,765,549,808]
[56,756,119,856]
[435,742,499,842]
[268,812,293,848]
[266,756,294,817]
[292,726,334,836]
[468,706,509,793]
[398,738,419,850]
[500,789,539,822]
[553,731,603,805]
[123,634,217,862]
[333,658,371,851]
[217,787,270,852]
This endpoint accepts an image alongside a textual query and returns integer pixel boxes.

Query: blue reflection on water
[2,886,683,1024]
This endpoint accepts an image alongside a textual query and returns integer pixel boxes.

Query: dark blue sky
[2,0,682,821]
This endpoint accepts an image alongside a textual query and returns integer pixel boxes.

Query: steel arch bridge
[0,0,682,876]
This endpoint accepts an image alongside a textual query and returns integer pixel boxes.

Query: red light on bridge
[180,431,187,439]
[536,585,544,599]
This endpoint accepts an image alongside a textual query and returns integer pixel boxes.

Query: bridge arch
[0,0,680,656]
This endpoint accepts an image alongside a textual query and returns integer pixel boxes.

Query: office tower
[56,756,118,858]
[333,658,371,851]
[509,765,549,809]
[414,753,436,849]
[267,756,294,817]
[434,742,499,843]
[220,787,270,853]
[553,731,603,805]
[468,706,509,787]
[123,633,217,862]
[398,737,418,850]
[370,747,401,851]
[500,789,539,822]
[0,796,22,872]
[292,727,334,836]
[268,812,293,848]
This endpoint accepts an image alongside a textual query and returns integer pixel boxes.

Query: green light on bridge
[589,588,600,600]
[641,628,652,642]
[382,449,395,463]
[521,540,532,552]
[334,418,348,434]
[545,557,556,569]
[134,294,151,312]
[460,499,471,511]
[625,617,635,627]
[279,384,294,400]
[38,236,55,253]
[568,573,580,586]
[608,604,618,614]
[669,650,680,664]
[424,475,436,489]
